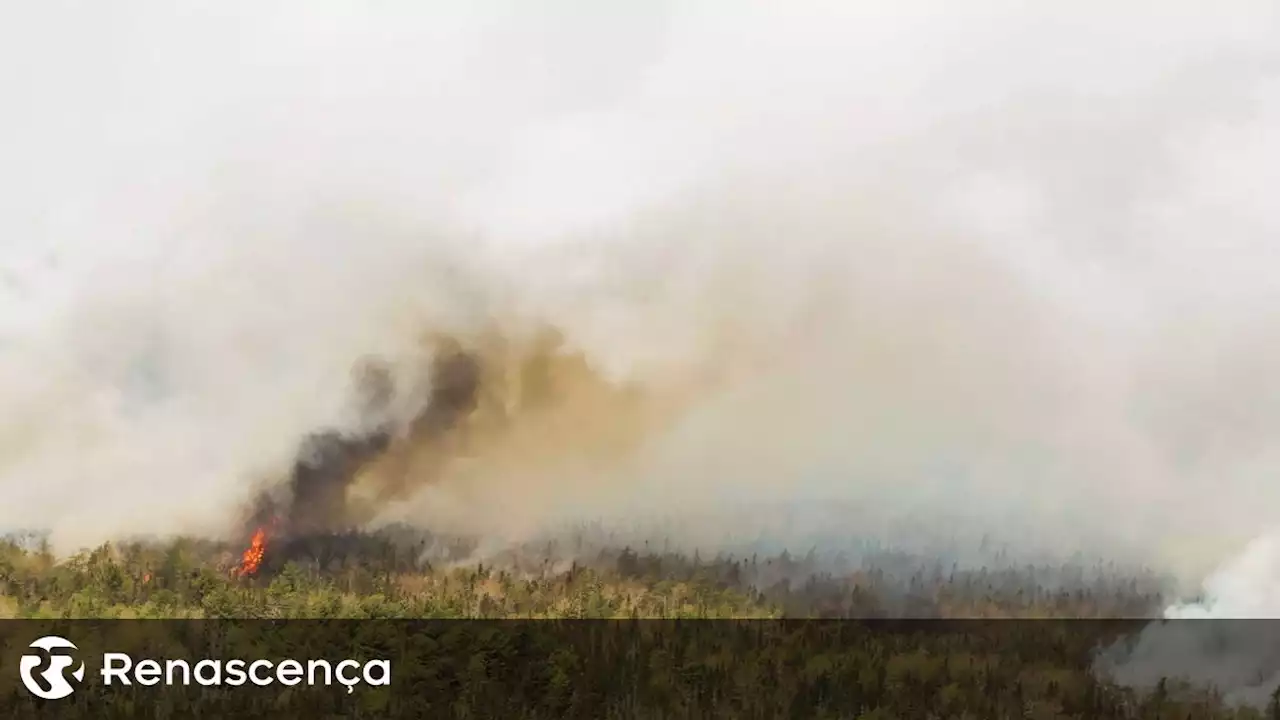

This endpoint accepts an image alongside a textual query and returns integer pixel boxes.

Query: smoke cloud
[2,0,1279,617]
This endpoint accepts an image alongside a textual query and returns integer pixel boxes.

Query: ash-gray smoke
[0,1,1278,619]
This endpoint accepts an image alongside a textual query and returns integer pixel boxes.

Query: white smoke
[1097,534,1280,708]
[1,0,1279,609]
[1165,533,1280,619]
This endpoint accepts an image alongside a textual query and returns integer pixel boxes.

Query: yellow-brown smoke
[4,1,1280,597]
[331,324,713,531]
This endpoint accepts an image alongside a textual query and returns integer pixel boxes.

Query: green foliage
[0,538,774,620]
[0,534,1249,718]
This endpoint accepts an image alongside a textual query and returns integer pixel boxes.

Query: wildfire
[236,527,268,577]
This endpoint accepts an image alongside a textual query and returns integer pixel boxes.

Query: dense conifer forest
[0,528,1267,718]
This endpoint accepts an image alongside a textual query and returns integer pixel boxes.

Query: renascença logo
[19,636,86,700]
[16,635,392,699]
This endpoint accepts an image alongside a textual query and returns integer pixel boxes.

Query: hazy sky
[1,2,1279,600]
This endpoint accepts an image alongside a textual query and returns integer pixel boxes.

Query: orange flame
[236,527,268,577]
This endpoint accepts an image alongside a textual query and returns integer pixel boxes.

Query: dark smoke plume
[238,322,695,559]
[246,341,483,541]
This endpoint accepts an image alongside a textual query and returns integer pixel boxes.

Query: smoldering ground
[2,1,1280,639]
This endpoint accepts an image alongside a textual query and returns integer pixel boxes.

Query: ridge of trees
[0,533,1265,718]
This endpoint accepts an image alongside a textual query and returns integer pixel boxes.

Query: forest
[0,527,1269,719]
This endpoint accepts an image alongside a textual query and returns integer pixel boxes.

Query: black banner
[0,619,1274,718]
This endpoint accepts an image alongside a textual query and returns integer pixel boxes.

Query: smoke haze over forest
[2,0,1280,627]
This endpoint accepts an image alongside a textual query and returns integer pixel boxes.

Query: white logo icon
[19,636,85,700]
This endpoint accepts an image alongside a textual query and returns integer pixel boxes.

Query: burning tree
[236,527,268,577]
